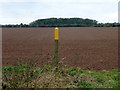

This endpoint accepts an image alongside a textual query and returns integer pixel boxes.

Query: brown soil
[2,27,118,70]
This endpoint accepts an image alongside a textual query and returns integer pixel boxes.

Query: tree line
[1,18,120,27]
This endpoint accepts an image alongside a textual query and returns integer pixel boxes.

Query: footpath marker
[54,27,59,65]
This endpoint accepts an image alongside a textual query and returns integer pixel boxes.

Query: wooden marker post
[54,27,59,65]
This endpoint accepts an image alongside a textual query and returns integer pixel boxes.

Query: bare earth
[2,27,118,70]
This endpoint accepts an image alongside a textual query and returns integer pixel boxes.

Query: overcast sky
[0,0,119,25]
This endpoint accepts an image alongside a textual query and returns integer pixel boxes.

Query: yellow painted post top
[54,27,59,40]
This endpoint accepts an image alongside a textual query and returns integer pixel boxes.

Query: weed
[2,64,120,88]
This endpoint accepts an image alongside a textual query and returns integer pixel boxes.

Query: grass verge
[2,64,120,89]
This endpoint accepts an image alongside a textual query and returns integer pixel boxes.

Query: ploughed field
[2,27,118,70]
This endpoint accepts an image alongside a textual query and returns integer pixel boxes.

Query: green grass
[2,64,120,88]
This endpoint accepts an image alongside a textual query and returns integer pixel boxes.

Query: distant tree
[1,18,119,27]
[20,23,23,27]
[29,18,98,27]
